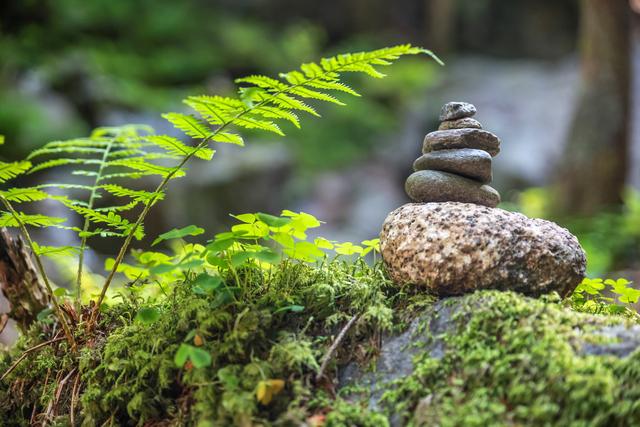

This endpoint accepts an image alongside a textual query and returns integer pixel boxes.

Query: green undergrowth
[381,291,640,427]
[0,258,430,426]
[2,270,640,426]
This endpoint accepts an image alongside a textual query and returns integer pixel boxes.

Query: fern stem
[76,141,113,308]
[0,196,76,350]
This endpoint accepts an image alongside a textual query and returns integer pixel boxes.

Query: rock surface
[379,202,586,296]
[438,117,483,130]
[413,148,492,183]
[405,170,500,207]
[339,291,640,427]
[423,128,501,156]
[439,101,477,121]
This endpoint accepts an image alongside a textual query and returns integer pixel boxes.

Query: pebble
[413,148,492,183]
[439,102,477,121]
[438,117,483,130]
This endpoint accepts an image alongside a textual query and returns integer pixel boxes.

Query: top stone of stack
[405,102,501,208]
[439,101,477,121]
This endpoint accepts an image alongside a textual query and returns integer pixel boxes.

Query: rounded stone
[413,148,492,183]
[423,129,500,157]
[439,102,477,121]
[438,117,483,130]
[380,202,587,297]
[405,170,500,207]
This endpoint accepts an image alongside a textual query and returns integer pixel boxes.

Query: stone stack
[379,101,587,298]
[405,102,500,208]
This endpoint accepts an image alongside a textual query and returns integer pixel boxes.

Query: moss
[2,265,639,426]
[381,290,640,426]
[1,259,399,426]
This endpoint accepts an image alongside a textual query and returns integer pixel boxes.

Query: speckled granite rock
[438,117,483,130]
[413,148,492,183]
[379,202,586,296]
[439,101,477,121]
[405,170,500,207]
[423,129,501,157]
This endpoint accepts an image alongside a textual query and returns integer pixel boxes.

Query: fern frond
[146,135,215,160]
[210,132,244,146]
[0,161,31,183]
[62,203,145,240]
[33,243,79,257]
[0,187,50,203]
[162,113,211,139]
[107,159,186,178]
[0,212,67,228]
[94,201,140,212]
[27,146,105,159]
[29,158,103,174]
[100,184,164,203]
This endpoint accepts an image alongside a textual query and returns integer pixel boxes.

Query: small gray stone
[405,170,500,207]
[423,129,500,157]
[438,117,483,130]
[439,102,477,121]
[380,203,587,296]
[413,148,492,183]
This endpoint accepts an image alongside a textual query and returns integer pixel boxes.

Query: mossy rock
[1,265,639,426]
[341,291,640,426]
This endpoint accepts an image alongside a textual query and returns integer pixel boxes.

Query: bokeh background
[1,0,639,280]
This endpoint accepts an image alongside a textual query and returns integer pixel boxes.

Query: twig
[52,367,77,417]
[316,314,359,382]
[0,335,65,382]
[70,371,81,426]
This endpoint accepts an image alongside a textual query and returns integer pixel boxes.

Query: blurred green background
[1,0,639,279]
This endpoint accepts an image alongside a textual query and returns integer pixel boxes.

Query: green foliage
[570,277,640,318]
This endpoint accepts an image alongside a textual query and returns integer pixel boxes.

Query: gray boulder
[380,202,586,296]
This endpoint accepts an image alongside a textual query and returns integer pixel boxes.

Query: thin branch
[316,314,359,382]
[0,335,65,382]
[76,140,114,308]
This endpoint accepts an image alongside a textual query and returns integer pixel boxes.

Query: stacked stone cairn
[406,102,500,208]
[379,102,587,298]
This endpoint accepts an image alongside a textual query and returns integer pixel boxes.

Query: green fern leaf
[250,106,300,128]
[210,132,244,146]
[101,184,164,203]
[146,135,214,160]
[29,158,102,174]
[0,187,50,203]
[162,113,211,139]
[32,243,79,257]
[0,161,31,183]
[107,159,186,178]
[287,86,345,105]
[0,212,67,228]
[27,146,105,160]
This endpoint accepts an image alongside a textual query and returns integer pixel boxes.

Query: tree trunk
[0,228,49,335]
[554,0,631,216]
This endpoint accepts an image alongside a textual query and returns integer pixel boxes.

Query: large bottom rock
[380,202,586,296]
